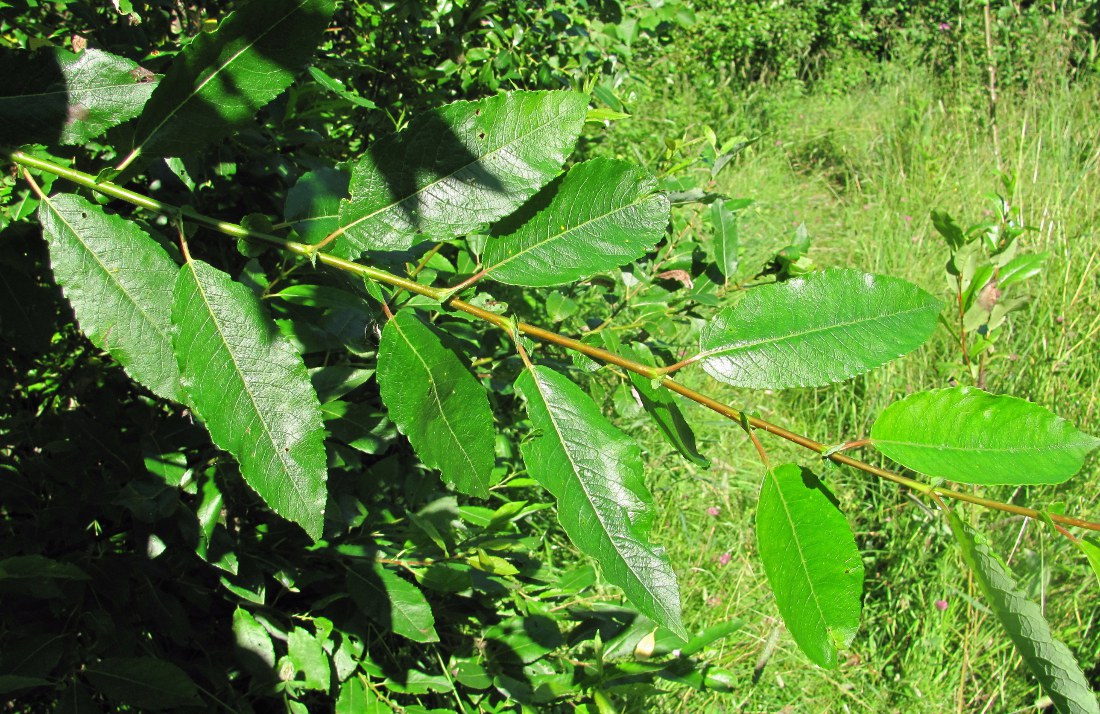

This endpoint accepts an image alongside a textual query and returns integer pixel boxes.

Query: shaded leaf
[870,387,1100,485]
[232,608,275,675]
[1080,538,1100,589]
[755,464,863,669]
[84,657,200,711]
[285,167,350,244]
[377,309,494,497]
[172,259,327,539]
[482,159,669,287]
[948,512,1099,714]
[335,90,588,255]
[514,365,685,639]
[38,193,181,401]
[347,561,439,643]
[700,269,941,389]
[129,0,335,161]
[0,47,157,146]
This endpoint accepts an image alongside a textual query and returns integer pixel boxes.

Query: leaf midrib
[700,300,937,361]
[389,315,480,479]
[873,437,1094,455]
[186,262,313,515]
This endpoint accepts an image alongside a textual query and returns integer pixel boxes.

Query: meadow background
[3,1,1099,711]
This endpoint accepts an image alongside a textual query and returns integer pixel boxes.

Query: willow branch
[12,150,1100,533]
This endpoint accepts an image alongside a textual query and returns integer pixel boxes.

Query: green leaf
[870,387,1100,485]
[602,333,708,467]
[287,627,331,691]
[699,269,942,389]
[0,47,157,146]
[334,90,588,256]
[1080,538,1100,589]
[710,198,739,280]
[481,159,670,287]
[84,657,200,711]
[38,194,182,402]
[948,512,1099,714]
[285,167,350,244]
[232,608,275,674]
[376,309,494,497]
[128,0,336,161]
[755,464,863,669]
[347,561,439,643]
[336,677,385,713]
[514,365,685,639]
[172,259,327,539]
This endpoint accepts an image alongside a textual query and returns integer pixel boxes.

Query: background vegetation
[2,0,1098,711]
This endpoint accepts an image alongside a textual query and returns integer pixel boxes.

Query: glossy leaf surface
[756,464,863,669]
[376,309,495,497]
[38,193,181,402]
[482,158,669,286]
[514,365,685,639]
[172,259,327,540]
[84,657,200,711]
[871,387,1100,485]
[335,90,588,255]
[0,47,157,146]
[131,0,335,159]
[348,561,439,643]
[949,512,1099,714]
[700,269,941,389]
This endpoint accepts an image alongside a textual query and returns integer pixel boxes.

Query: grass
[595,51,1100,713]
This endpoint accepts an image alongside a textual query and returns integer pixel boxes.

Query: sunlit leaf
[335,90,588,255]
[756,464,863,669]
[514,365,685,639]
[710,198,739,280]
[376,309,495,497]
[0,47,157,146]
[482,158,669,286]
[699,269,941,389]
[172,259,327,539]
[38,193,181,402]
[871,387,1100,485]
[948,512,1099,714]
[128,0,335,161]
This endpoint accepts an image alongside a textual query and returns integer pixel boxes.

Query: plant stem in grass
[13,151,1100,534]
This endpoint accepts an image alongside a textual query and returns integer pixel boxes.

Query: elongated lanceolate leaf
[85,657,200,711]
[0,47,157,146]
[481,158,669,286]
[334,91,588,256]
[948,512,1099,714]
[376,309,495,497]
[514,365,685,639]
[129,0,335,161]
[38,194,181,402]
[756,464,863,669]
[699,269,942,389]
[870,387,1100,485]
[172,259,327,540]
[710,198,739,280]
[347,561,439,643]
[284,167,349,244]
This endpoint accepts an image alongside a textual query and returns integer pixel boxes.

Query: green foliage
[3,0,1099,711]
[755,465,863,669]
[699,269,942,389]
[871,387,1100,486]
[948,512,1100,714]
